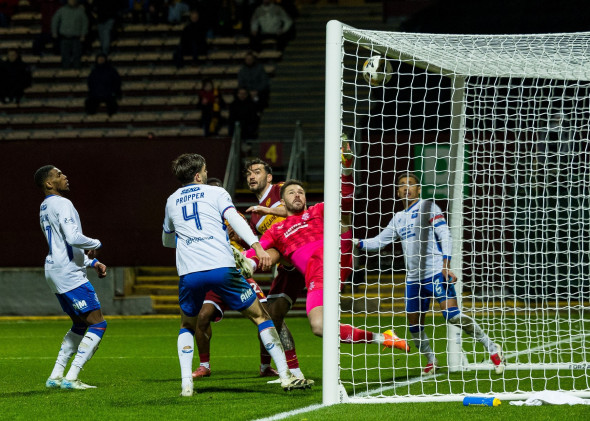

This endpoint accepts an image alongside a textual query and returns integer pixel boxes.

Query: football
[362,55,392,86]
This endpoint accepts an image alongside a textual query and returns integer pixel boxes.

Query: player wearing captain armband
[162,154,313,397]
[241,142,409,352]
[191,177,283,380]
[35,165,108,390]
[354,173,505,375]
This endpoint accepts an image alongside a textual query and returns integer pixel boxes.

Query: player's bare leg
[59,309,107,390]
[241,298,312,390]
[193,303,216,378]
[440,298,504,373]
[178,311,197,396]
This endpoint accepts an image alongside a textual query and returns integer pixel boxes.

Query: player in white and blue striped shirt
[355,173,504,374]
[35,165,108,390]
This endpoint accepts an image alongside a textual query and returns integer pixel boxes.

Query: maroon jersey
[249,182,286,235]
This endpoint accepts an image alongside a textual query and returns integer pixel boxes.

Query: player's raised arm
[246,205,288,217]
[354,218,399,251]
[224,207,271,269]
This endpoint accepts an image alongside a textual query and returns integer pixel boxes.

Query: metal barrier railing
[223,122,241,196]
[286,121,304,180]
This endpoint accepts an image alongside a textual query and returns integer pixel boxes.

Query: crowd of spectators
[1,1,295,139]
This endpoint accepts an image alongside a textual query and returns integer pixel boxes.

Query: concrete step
[135,275,177,284]
[151,295,179,304]
[133,284,178,295]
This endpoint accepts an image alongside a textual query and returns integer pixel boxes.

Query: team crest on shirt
[265,198,271,206]
[302,213,310,221]
[41,204,47,211]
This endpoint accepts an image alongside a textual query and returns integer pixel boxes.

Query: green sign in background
[414,143,470,199]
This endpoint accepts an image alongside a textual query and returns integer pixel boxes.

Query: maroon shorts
[267,264,306,306]
[203,278,266,322]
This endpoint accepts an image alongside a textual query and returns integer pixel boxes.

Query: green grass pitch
[1,317,589,421]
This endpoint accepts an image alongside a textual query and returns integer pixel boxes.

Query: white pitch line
[252,404,325,421]
[356,372,446,397]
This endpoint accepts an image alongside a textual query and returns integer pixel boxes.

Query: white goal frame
[323,19,590,404]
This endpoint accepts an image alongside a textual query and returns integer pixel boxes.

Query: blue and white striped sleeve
[359,217,399,251]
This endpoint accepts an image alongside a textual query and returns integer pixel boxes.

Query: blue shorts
[179,267,257,317]
[56,282,101,317]
[405,272,457,314]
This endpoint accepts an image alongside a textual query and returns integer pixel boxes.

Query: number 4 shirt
[163,184,245,276]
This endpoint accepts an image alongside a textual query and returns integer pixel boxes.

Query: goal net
[323,20,590,404]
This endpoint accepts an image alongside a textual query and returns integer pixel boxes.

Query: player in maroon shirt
[243,159,307,379]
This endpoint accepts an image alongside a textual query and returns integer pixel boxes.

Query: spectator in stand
[85,54,121,116]
[250,0,293,52]
[238,51,270,110]
[52,0,89,69]
[0,49,32,104]
[173,9,208,68]
[91,0,122,55]
[229,87,260,140]
[129,0,147,23]
[167,0,189,24]
[0,0,18,27]
[198,78,224,137]
[32,0,62,56]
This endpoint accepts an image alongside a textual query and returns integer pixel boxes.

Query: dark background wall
[0,137,231,267]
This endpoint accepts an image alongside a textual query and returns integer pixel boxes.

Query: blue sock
[87,320,107,338]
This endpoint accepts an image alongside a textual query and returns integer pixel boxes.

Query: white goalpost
[324,20,590,404]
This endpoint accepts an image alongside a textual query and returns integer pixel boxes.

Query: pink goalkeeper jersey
[255,174,354,275]
[259,202,325,274]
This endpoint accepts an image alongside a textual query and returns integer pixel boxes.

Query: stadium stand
[0,0,281,141]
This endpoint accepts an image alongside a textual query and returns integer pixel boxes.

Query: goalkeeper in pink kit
[244,143,408,351]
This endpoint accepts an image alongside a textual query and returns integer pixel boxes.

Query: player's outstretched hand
[95,262,107,278]
[246,205,272,215]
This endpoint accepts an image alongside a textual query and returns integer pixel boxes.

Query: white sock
[65,332,102,381]
[290,367,304,378]
[50,329,84,379]
[259,326,289,379]
[448,314,496,353]
[177,330,194,381]
[410,329,436,363]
